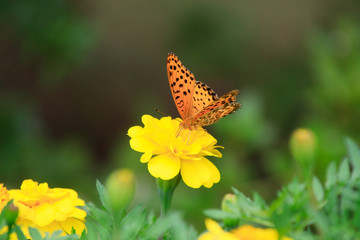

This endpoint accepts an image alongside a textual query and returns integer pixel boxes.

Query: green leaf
[325,162,337,189]
[28,227,43,240]
[85,203,112,239]
[13,225,27,240]
[345,137,360,180]
[120,204,147,239]
[86,203,112,225]
[82,220,106,240]
[236,192,263,216]
[168,213,197,240]
[203,209,236,220]
[312,176,324,202]
[253,192,267,208]
[96,180,112,213]
[0,232,6,240]
[338,158,350,183]
[142,216,169,239]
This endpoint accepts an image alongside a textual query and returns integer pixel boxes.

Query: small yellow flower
[9,179,86,238]
[0,183,10,211]
[198,219,238,240]
[128,115,222,188]
[232,225,293,240]
[199,219,293,240]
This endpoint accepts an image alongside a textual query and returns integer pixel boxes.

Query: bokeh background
[1,0,360,231]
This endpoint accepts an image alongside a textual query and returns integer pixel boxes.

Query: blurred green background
[1,0,360,231]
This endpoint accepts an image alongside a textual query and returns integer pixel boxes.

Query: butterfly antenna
[154,108,168,117]
[154,108,183,123]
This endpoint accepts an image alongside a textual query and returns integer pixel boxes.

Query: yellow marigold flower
[8,179,86,238]
[199,219,293,240]
[198,218,238,240]
[0,183,10,211]
[128,115,222,188]
[232,225,293,240]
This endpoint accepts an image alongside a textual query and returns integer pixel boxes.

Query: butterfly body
[167,53,240,129]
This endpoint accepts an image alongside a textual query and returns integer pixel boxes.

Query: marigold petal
[140,151,153,163]
[202,161,220,188]
[181,157,220,188]
[159,116,178,129]
[170,139,202,158]
[199,219,239,240]
[201,148,223,158]
[142,114,159,127]
[58,217,86,235]
[21,179,38,190]
[148,153,180,180]
[205,218,223,233]
[53,198,85,221]
[70,207,87,219]
[129,137,152,153]
[127,126,144,138]
[231,225,293,240]
[198,232,214,240]
[34,203,56,226]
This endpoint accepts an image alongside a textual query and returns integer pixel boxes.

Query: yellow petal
[198,232,215,240]
[159,116,178,129]
[199,219,239,240]
[140,151,153,163]
[127,126,144,138]
[148,153,180,180]
[170,139,202,157]
[33,203,56,226]
[130,137,153,153]
[201,149,222,158]
[58,217,86,235]
[204,218,223,233]
[203,161,220,188]
[142,115,158,127]
[181,157,219,188]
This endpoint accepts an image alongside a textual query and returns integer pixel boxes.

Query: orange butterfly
[167,53,240,129]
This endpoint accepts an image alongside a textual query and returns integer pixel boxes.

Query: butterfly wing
[190,81,219,116]
[167,53,196,120]
[192,90,240,127]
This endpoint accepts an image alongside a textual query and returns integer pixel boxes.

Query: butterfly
[167,52,240,129]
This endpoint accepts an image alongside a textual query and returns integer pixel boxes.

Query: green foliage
[83,181,197,240]
[206,138,360,239]
[0,181,196,240]
[306,18,360,179]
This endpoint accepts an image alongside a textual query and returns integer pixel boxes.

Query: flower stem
[156,175,181,216]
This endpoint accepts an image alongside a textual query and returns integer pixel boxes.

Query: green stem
[156,175,181,216]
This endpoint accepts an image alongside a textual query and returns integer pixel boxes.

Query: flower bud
[221,193,237,212]
[105,169,135,212]
[221,193,239,228]
[290,128,317,181]
[290,128,316,164]
[1,201,18,227]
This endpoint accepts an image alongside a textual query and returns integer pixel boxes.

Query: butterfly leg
[176,125,183,138]
[186,130,191,144]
